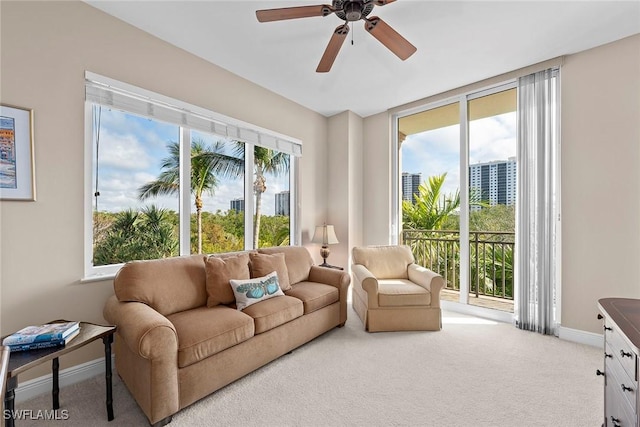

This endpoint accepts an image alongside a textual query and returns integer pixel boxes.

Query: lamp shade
[311,225,339,245]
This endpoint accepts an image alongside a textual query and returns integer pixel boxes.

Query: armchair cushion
[377,279,431,307]
[352,245,414,279]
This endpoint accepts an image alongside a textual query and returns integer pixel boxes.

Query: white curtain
[515,68,559,335]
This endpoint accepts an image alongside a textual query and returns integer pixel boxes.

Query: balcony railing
[402,229,515,301]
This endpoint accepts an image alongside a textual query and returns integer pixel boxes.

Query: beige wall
[561,34,640,332]
[327,111,364,269]
[0,1,328,379]
[362,34,640,334]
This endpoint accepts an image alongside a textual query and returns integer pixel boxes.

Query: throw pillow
[230,271,284,311]
[249,252,291,291]
[204,253,250,307]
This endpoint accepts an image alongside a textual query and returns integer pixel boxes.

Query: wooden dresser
[598,298,640,427]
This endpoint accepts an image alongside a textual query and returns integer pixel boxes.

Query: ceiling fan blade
[373,0,397,6]
[256,5,334,23]
[316,24,350,73]
[364,17,416,60]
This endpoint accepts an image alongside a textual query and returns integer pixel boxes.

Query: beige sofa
[103,246,350,426]
[351,245,444,332]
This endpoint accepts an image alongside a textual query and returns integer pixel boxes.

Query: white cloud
[401,113,516,197]
[98,130,153,170]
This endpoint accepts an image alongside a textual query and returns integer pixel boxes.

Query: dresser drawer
[606,319,638,382]
[606,342,638,415]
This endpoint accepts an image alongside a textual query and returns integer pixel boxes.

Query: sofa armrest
[308,266,351,325]
[351,264,380,309]
[103,295,178,360]
[308,266,350,291]
[408,264,445,308]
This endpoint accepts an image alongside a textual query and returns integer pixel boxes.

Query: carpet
[14,307,603,426]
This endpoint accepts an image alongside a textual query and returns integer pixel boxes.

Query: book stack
[2,321,80,352]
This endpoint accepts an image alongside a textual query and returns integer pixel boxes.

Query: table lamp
[311,224,339,267]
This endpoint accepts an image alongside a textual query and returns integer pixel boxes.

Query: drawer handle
[620,349,633,358]
[596,369,605,377]
[604,326,612,332]
[604,352,613,359]
[611,416,621,427]
[621,384,633,392]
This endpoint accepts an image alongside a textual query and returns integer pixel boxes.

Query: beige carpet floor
[15,307,603,426]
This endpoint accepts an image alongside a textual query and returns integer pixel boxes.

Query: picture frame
[0,104,35,201]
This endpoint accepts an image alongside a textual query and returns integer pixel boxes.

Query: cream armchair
[351,245,445,332]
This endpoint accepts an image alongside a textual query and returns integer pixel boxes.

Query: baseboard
[14,355,115,404]
[558,326,603,348]
[441,300,514,324]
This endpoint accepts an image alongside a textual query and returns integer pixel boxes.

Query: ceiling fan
[256,0,417,73]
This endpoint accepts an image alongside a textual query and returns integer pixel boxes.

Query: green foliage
[93,205,179,266]
[402,173,460,230]
[402,174,515,299]
[257,215,290,247]
[469,204,515,232]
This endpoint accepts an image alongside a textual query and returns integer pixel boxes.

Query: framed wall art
[0,104,35,201]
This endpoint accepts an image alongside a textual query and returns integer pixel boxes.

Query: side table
[3,321,116,427]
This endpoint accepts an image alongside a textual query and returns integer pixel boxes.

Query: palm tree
[252,147,289,248]
[201,144,289,249]
[402,173,461,230]
[138,139,228,254]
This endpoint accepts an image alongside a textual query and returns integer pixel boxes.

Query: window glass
[190,131,245,254]
[252,146,290,248]
[91,106,180,266]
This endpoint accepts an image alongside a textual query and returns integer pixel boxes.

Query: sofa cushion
[285,281,339,314]
[249,252,291,291]
[114,255,207,316]
[242,296,303,334]
[167,306,254,368]
[204,253,251,307]
[257,246,313,285]
[230,272,285,311]
[377,279,431,307]
[352,245,414,280]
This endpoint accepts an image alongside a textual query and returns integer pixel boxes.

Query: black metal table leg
[52,357,59,410]
[103,334,114,421]
[4,376,17,427]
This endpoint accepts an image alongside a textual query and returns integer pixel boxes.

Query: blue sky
[93,108,288,215]
[401,112,517,196]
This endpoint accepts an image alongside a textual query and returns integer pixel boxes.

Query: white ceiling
[86,1,640,118]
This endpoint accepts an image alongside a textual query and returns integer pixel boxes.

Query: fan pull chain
[351,21,354,45]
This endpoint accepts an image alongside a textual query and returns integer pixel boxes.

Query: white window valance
[84,71,302,157]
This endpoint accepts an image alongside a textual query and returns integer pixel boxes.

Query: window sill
[80,273,116,284]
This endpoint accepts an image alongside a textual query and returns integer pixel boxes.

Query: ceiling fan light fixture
[256,0,415,72]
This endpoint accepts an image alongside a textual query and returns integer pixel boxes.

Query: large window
[84,72,301,279]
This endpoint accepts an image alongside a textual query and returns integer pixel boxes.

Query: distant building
[469,157,516,211]
[275,191,290,216]
[230,198,244,212]
[402,172,422,204]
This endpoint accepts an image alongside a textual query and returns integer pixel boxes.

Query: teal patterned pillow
[229,271,284,311]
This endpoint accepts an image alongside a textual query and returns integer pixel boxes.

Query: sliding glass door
[397,84,516,313]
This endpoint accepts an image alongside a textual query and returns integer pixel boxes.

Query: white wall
[0,1,328,379]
